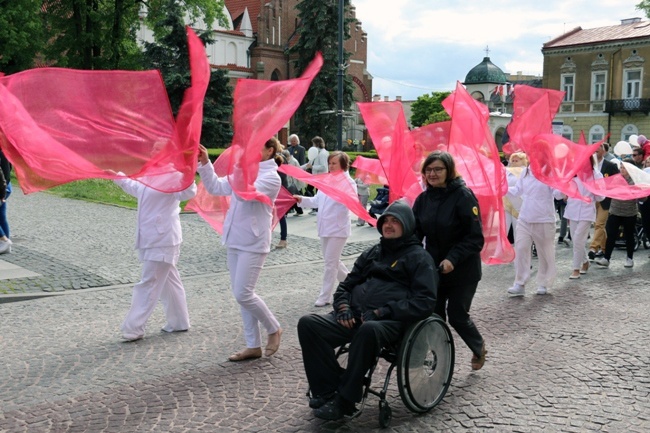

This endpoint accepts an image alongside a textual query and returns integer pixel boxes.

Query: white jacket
[563,170,605,222]
[299,172,356,238]
[304,148,329,174]
[114,176,197,250]
[507,167,563,223]
[198,158,281,253]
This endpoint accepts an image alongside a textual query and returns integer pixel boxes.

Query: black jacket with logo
[412,177,484,287]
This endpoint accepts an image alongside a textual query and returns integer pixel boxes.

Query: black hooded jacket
[332,200,437,322]
[412,177,484,287]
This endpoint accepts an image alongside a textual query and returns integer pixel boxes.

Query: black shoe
[309,392,335,409]
[557,237,564,245]
[595,251,604,258]
[313,395,356,421]
[588,250,596,260]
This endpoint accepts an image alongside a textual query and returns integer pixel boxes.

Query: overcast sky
[353,0,644,100]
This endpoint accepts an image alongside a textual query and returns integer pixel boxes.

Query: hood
[376,199,415,238]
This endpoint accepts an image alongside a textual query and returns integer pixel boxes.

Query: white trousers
[513,220,556,288]
[505,212,518,238]
[121,260,190,337]
[317,236,349,304]
[569,220,591,270]
[227,248,281,348]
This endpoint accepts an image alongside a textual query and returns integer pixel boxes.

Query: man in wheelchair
[297,200,438,421]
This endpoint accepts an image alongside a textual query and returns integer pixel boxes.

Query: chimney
[396,96,402,101]
[384,96,389,101]
[372,94,381,102]
[621,17,642,25]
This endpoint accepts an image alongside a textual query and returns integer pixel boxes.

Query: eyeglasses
[424,167,446,174]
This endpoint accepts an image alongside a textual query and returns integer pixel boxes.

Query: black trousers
[604,213,637,260]
[297,313,404,403]
[435,282,484,357]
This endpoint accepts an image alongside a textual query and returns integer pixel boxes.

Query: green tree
[636,0,650,16]
[290,0,356,147]
[41,0,226,70]
[0,0,45,74]
[143,0,233,147]
[410,92,451,128]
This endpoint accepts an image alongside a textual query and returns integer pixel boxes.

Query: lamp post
[336,0,344,150]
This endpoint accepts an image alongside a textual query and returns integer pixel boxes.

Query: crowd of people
[5,128,645,422]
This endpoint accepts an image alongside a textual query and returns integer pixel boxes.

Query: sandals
[228,347,262,362]
[471,344,488,370]
[265,329,283,357]
[580,261,589,274]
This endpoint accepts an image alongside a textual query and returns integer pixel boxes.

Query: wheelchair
[614,213,650,251]
[317,314,455,428]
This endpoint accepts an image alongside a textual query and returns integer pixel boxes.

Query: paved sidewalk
[1,189,649,432]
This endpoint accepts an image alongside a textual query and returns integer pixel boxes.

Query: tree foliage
[410,92,451,128]
[289,0,356,147]
[0,0,45,74]
[636,0,650,16]
[143,0,232,147]
[41,0,227,70]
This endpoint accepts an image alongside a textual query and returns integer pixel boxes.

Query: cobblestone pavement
[1,190,649,432]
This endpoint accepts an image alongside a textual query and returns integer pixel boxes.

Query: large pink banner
[0,27,208,194]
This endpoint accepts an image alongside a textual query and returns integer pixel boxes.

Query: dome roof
[464,57,507,84]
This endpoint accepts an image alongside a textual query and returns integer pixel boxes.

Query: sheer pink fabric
[278,165,375,225]
[502,85,564,155]
[184,54,324,233]
[358,83,513,264]
[350,155,388,185]
[358,102,421,204]
[210,53,323,207]
[0,27,208,194]
[440,82,513,264]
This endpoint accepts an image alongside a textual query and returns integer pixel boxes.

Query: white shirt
[299,171,357,238]
[507,167,563,223]
[198,158,281,253]
[563,170,605,222]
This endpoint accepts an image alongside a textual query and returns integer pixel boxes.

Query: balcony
[604,98,650,115]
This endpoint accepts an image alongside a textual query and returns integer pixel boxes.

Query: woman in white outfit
[564,158,604,279]
[506,166,564,296]
[302,136,329,210]
[504,152,527,240]
[197,139,283,361]
[113,150,197,341]
[294,151,357,307]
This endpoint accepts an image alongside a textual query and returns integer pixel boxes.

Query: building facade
[542,17,650,144]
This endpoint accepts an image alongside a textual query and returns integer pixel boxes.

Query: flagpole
[336,0,344,150]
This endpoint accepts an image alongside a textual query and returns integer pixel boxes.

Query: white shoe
[594,257,609,267]
[624,257,634,268]
[314,300,331,307]
[536,286,547,295]
[122,333,144,342]
[0,239,11,254]
[507,284,525,297]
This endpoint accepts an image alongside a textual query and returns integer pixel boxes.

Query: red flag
[351,155,388,185]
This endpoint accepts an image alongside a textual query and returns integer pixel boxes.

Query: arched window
[271,69,281,81]
[226,42,237,64]
[621,123,639,142]
[588,124,605,143]
[562,125,573,141]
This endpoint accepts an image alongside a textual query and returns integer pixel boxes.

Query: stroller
[614,213,650,251]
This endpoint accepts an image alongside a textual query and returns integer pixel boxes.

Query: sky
[353,0,644,101]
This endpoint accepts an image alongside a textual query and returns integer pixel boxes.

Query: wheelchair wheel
[378,400,392,428]
[397,315,454,413]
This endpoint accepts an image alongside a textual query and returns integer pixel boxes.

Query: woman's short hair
[288,134,300,144]
[328,151,349,171]
[311,136,325,149]
[508,152,528,166]
[421,150,459,182]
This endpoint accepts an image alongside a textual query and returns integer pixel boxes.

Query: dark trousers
[640,200,650,243]
[297,313,403,403]
[435,282,484,357]
[604,213,637,260]
[279,216,287,241]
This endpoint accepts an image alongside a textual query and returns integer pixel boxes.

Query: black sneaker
[313,395,356,421]
[595,251,604,258]
[588,250,596,260]
[309,392,335,409]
